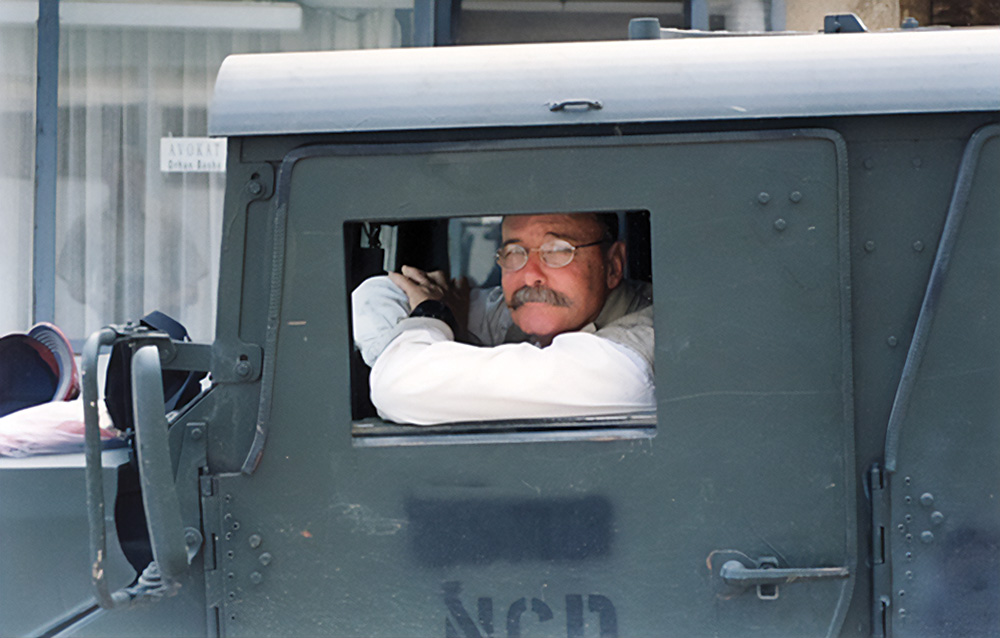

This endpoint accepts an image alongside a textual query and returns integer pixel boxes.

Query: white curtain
[0,20,36,335]
[6,6,399,342]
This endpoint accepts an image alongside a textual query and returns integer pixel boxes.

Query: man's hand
[388,266,470,330]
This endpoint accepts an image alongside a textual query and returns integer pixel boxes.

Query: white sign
[160,137,227,173]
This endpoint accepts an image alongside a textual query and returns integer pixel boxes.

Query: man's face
[500,214,624,345]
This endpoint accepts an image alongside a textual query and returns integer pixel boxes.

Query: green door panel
[887,126,1000,637]
[207,131,855,637]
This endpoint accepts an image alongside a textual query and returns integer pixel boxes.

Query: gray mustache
[510,285,571,309]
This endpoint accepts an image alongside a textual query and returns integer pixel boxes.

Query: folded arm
[369,318,654,425]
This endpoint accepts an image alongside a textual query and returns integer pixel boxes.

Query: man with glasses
[352,212,653,424]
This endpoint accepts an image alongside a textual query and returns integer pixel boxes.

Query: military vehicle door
[205,130,856,637]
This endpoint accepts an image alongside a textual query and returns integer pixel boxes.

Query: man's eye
[544,246,573,257]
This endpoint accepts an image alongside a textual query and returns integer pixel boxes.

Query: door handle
[709,551,850,600]
[721,560,850,586]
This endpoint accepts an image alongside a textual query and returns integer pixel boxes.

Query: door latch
[709,550,850,600]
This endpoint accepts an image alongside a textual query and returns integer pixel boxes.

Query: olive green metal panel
[837,115,979,636]
[207,132,854,637]
[887,127,1000,636]
[0,451,134,637]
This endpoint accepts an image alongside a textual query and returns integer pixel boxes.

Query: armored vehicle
[2,17,999,638]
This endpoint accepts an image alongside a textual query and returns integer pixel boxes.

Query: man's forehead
[501,213,601,240]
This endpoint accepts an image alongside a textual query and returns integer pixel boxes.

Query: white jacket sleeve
[351,275,411,366]
[369,318,654,425]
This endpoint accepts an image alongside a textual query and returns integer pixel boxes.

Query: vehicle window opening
[345,210,655,441]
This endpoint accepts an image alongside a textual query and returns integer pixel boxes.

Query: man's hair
[594,212,620,243]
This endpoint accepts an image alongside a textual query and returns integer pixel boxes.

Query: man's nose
[519,251,548,285]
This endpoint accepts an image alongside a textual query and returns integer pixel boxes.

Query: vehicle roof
[208,28,1000,137]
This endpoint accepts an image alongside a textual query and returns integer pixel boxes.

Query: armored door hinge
[871,464,893,637]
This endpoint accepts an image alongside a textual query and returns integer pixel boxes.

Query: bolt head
[773,218,787,232]
[757,192,771,204]
[234,360,252,378]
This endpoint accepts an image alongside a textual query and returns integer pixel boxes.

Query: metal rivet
[898,589,906,597]
[227,550,234,559]
[774,218,787,231]
[905,570,914,580]
[225,494,233,503]
[190,427,203,440]
[250,571,263,585]
[224,513,233,521]
[897,523,905,532]
[864,240,876,253]
[228,592,236,600]
[864,158,874,170]
[899,608,907,618]
[905,552,913,560]
[225,532,233,540]
[249,534,262,549]
[905,533,913,542]
[904,496,912,504]
[248,180,263,196]
[227,572,235,580]
[232,521,241,531]
[789,191,802,203]
[912,240,924,252]
[757,192,771,204]
[230,615,237,621]
[259,552,273,566]
[904,476,912,485]
[887,336,898,347]
[234,360,252,379]
[921,531,934,544]
[931,511,945,525]
[920,493,934,507]
[185,530,199,545]
[904,514,912,522]
[912,158,922,168]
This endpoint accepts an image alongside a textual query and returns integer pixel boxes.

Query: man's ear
[605,241,626,289]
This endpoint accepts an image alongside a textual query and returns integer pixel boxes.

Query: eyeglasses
[495,238,605,271]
